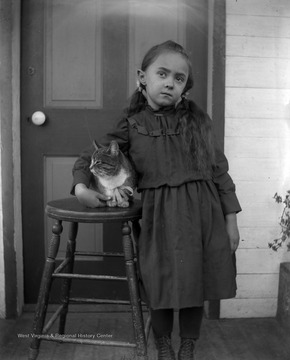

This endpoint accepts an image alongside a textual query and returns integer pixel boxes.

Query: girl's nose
[165,77,174,89]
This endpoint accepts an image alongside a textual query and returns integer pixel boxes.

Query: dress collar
[145,102,185,116]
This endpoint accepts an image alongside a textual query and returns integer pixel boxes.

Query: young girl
[71,40,241,360]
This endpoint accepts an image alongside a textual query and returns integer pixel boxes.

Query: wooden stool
[28,198,150,360]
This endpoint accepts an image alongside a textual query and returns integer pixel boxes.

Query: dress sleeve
[99,115,129,154]
[70,115,129,195]
[212,146,242,215]
[71,144,95,194]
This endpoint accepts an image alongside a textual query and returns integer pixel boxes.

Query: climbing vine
[269,191,290,251]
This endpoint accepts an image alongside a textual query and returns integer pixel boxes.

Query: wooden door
[21,0,209,303]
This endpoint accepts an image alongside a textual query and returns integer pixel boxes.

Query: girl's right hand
[75,183,111,208]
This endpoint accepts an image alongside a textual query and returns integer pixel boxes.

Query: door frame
[0,0,226,318]
[0,0,22,318]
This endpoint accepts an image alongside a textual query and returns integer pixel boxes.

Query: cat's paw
[107,200,117,207]
[118,201,130,208]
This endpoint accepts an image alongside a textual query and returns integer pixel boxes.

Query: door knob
[31,111,46,126]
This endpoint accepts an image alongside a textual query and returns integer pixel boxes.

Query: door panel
[21,0,209,303]
[45,0,103,108]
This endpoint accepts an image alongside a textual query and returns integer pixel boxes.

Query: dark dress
[72,104,242,310]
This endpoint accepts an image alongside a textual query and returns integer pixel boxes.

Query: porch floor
[1,306,289,360]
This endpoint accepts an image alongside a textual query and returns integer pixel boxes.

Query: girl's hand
[75,183,111,208]
[225,213,240,253]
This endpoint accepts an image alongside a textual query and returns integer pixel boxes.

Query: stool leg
[122,221,148,360]
[132,220,141,264]
[28,220,63,360]
[59,221,78,334]
[132,220,142,281]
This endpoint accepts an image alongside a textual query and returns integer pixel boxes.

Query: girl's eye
[176,76,185,83]
[158,71,166,78]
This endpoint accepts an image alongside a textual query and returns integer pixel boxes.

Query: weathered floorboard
[0,310,290,360]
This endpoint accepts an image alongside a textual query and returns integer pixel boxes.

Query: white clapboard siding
[226,57,290,89]
[225,88,290,119]
[233,180,287,203]
[226,0,290,17]
[224,0,290,318]
[236,274,279,298]
[225,137,289,159]
[227,157,288,182]
[238,227,282,250]
[237,206,279,228]
[236,249,290,274]
[227,15,290,38]
[225,118,290,138]
[236,206,282,231]
[221,274,279,318]
[220,298,277,318]
[227,36,290,59]
[234,184,287,209]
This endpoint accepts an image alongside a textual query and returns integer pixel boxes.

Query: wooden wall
[221,0,290,317]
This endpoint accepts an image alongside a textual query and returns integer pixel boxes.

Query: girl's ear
[137,69,146,86]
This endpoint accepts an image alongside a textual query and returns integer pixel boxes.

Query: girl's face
[138,52,189,110]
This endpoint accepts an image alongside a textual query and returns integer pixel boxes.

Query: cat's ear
[93,141,106,150]
[109,140,119,156]
[92,140,99,150]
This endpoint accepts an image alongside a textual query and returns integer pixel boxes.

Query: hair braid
[178,99,216,176]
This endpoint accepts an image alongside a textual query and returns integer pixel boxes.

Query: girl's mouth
[161,92,172,97]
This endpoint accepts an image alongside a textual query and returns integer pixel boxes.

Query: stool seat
[46,197,142,223]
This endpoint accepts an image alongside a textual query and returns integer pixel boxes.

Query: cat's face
[90,140,120,177]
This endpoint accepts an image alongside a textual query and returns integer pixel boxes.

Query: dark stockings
[151,306,204,339]
[179,306,203,339]
[151,308,174,337]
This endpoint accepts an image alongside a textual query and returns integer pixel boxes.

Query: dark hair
[178,100,215,176]
[126,40,215,175]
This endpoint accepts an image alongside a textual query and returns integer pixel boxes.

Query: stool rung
[75,251,124,257]
[37,335,136,348]
[69,297,131,305]
[43,305,64,334]
[54,258,70,274]
[52,273,127,281]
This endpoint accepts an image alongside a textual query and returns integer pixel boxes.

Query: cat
[89,140,137,207]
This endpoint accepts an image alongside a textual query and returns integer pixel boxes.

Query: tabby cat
[89,140,137,207]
